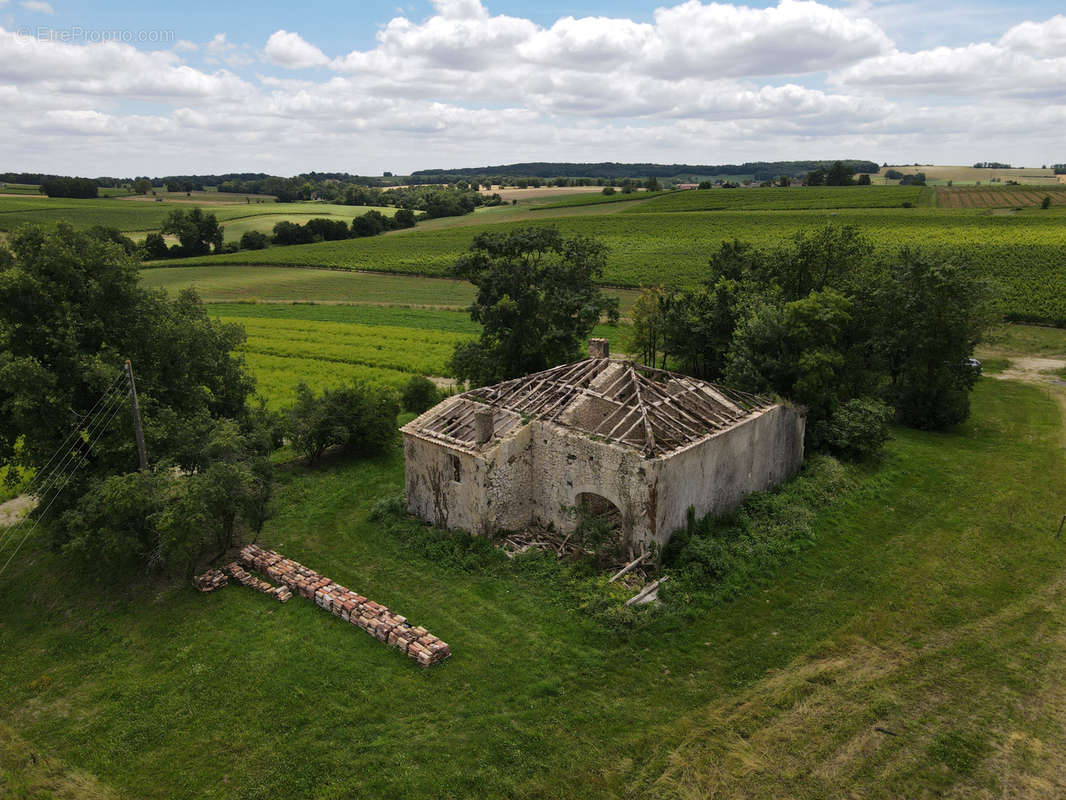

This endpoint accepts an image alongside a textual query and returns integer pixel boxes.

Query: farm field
[935,185,1066,208]
[884,164,1061,186]
[141,266,642,314]
[626,185,926,212]
[2,377,1066,797]
[196,300,623,405]
[0,196,391,235]
[151,208,1066,325]
[530,190,671,210]
[142,265,478,307]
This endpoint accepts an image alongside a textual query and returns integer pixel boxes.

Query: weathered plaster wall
[651,404,805,543]
[403,421,535,535]
[527,422,655,555]
[403,434,480,532]
[404,403,804,555]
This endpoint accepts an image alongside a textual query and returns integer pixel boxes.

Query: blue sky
[2,0,1065,175]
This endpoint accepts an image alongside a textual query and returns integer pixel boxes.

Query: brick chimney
[589,338,609,359]
[474,408,494,444]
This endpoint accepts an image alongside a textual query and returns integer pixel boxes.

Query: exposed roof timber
[406,358,773,457]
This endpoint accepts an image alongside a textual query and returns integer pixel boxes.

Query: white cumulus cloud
[264,29,329,69]
[21,0,54,14]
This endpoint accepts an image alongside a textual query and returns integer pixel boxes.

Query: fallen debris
[609,551,649,583]
[195,545,450,667]
[625,575,670,606]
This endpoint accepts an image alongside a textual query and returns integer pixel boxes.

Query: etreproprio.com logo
[16,26,176,44]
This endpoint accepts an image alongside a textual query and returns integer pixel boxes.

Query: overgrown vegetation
[285,381,399,465]
[663,455,864,601]
[631,226,992,451]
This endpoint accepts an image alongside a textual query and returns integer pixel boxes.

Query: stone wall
[651,404,805,543]
[526,423,655,555]
[403,403,805,556]
[402,421,534,535]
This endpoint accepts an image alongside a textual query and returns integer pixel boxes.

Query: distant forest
[2,160,881,193]
[412,160,881,182]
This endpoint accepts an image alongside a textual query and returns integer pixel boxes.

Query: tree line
[141,207,420,260]
[413,160,880,182]
[447,224,990,462]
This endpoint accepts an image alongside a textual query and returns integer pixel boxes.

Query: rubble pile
[221,561,293,602]
[195,544,450,667]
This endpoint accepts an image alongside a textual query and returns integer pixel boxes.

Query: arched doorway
[573,492,625,559]
[575,492,623,527]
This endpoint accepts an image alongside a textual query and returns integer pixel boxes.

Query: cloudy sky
[1,0,1064,176]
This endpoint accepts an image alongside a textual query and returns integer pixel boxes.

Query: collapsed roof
[405,357,774,458]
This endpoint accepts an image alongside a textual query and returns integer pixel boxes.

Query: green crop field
[0,184,45,196]
[229,316,469,377]
[141,267,642,315]
[3,377,1066,798]
[152,208,1066,325]
[141,266,479,308]
[210,302,481,333]
[241,352,419,405]
[206,302,623,405]
[530,190,670,210]
[0,197,182,232]
[0,197,392,235]
[626,185,927,212]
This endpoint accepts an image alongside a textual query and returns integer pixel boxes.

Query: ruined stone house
[401,339,806,556]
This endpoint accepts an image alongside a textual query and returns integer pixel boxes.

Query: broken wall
[526,422,655,555]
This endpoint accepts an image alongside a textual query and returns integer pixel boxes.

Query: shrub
[602,186,616,195]
[819,397,892,460]
[240,230,270,250]
[285,380,399,464]
[392,208,417,229]
[400,375,441,414]
[1042,196,1052,209]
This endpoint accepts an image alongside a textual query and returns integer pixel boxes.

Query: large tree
[0,224,263,572]
[449,226,618,386]
[160,207,224,256]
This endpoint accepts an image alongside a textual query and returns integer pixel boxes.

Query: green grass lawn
[979,323,1066,359]
[2,378,1064,798]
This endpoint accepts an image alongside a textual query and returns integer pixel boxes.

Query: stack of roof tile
[221,561,292,602]
[193,568,229,592]
[236,544,451,667]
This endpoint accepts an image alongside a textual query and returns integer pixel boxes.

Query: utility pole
[124,359,148,471]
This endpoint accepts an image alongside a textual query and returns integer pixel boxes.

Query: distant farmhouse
[401,340,805,557]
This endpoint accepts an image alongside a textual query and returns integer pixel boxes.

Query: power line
[30,371,126,484]
[0,386,126,560]
[0,376,129,562]
[0,387,129,578]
